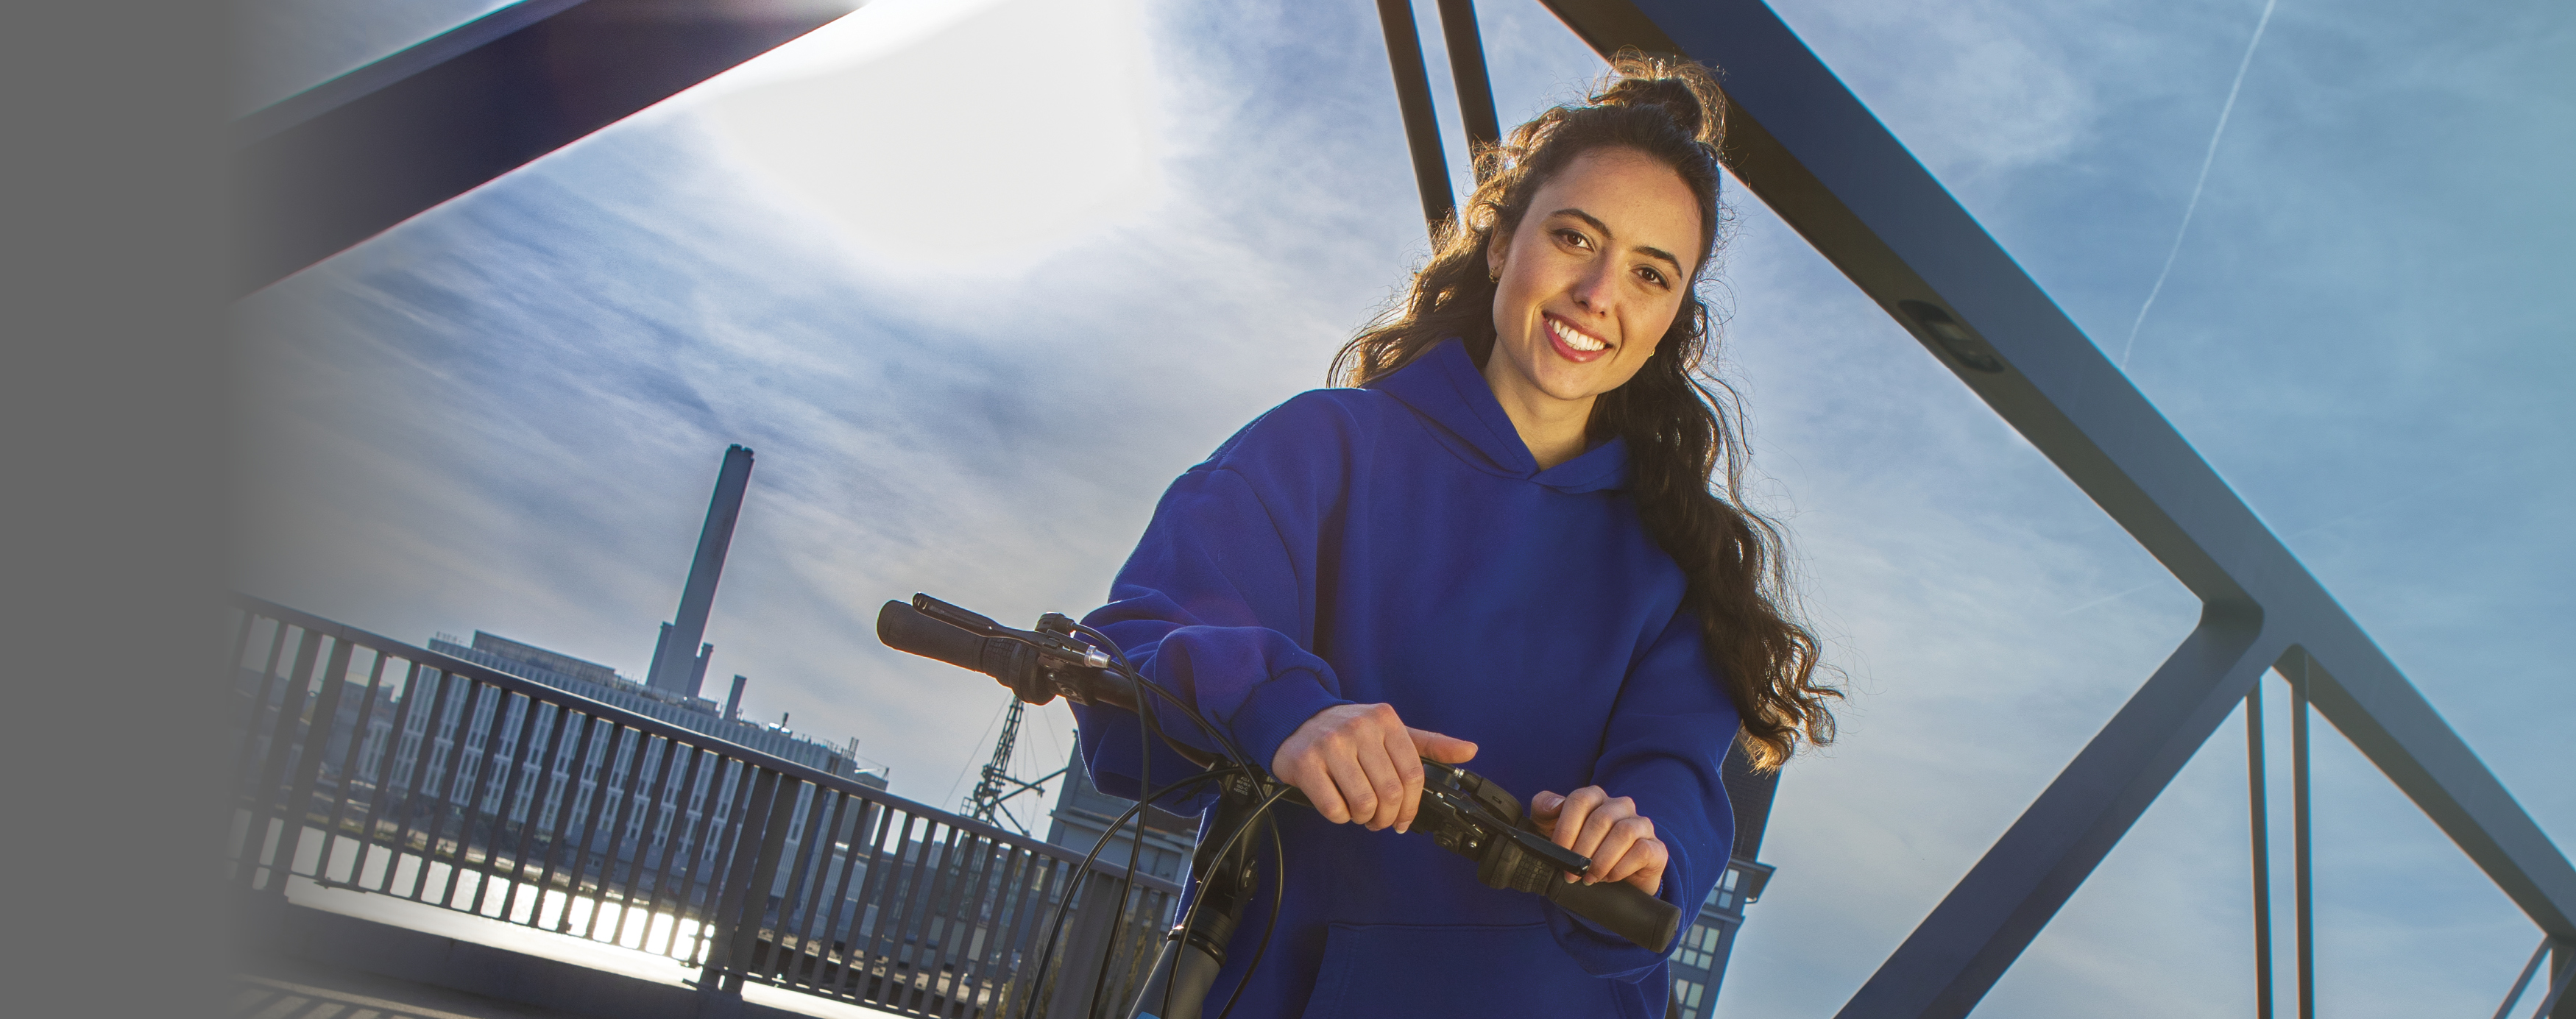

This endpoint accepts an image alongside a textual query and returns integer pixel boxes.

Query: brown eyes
[1553,227,1672,289]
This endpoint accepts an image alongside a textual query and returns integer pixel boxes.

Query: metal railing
[227,594,1182,1019]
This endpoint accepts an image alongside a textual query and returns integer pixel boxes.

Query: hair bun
[1591,52,1724,146]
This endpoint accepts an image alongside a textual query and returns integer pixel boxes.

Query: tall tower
[645,444,754,700]
[966,695,1066,836]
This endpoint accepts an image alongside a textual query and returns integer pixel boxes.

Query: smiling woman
[1334,54,1836,777]
[1066,53,1841,1019]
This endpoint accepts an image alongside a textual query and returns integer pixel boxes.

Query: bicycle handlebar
[876,596,1682,954]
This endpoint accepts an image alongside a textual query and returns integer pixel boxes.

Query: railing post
[277,635,359,892]
[736,782,803,978]
[241,627,326,893]
[698,768,794,1018]
[1045,866,1130,1019]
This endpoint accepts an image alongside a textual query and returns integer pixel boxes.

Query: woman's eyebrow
[1549,207,1684,274]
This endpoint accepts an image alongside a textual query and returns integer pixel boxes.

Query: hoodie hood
[1368,337,1631,494]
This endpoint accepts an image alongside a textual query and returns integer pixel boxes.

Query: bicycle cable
[1084,674,1166,1019]
[1015,766,1241,1019]
[1078,622,1253,774]
[1163,779,1295,1019]
[1075,622,1283,1019]
[1211,787,1289,1019]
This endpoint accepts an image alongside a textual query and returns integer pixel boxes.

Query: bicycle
[878,594,1682,1019]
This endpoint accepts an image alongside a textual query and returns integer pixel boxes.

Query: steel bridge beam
[1532,0,2576,1014]
[232,0,857,296]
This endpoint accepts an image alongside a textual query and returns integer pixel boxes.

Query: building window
[1673,978,1705,1012]
[1672,922,1714,970]
[1707,862,1749,911]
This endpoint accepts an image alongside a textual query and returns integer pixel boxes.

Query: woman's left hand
[1529,787,1666,896]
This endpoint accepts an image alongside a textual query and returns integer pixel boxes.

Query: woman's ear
[1485,227,1510,283]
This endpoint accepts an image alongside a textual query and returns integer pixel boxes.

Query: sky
[231,0,2572,1015]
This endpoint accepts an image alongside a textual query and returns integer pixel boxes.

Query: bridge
[199,1,2572,1018]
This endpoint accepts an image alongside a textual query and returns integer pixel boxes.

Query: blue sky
[233,0,2571,1014]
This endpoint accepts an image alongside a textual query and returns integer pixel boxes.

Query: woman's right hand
[1271,703,1478,833]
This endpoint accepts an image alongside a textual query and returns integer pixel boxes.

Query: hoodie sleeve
[1074,397,1361,806]
[1546,605,1740,980]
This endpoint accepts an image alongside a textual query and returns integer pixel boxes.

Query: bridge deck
[234,963,581,1019]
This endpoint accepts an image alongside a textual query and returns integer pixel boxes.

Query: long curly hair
[1331,52,1839,770]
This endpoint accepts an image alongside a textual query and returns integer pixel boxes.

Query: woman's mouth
[1546,316,1610,363]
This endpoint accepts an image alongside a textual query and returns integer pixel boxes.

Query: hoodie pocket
[1298,921,1621,1018]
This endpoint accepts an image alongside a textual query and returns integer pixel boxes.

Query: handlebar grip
[878,600,988,673]
[1540,875,1682,954]
[913,593,1005,636]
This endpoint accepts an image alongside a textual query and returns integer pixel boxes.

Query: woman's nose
[1570,259,1618,313]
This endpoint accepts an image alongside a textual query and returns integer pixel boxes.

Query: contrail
[2053,580,2165,619]
[2119,0,2280,369]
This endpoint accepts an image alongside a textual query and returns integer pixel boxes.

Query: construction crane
[963,695,1066,836]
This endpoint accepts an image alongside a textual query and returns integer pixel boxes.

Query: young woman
[1074,54,1839,1018]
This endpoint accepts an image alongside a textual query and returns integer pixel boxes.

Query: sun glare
[692,0,1168,280]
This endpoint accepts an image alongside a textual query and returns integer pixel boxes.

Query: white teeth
[1551,319,1607,352]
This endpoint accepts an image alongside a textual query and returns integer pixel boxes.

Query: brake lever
[1409,759,1592,878]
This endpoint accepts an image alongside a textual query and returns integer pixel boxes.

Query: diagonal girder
[1531,0,2576,1013]
[232,0,858,296]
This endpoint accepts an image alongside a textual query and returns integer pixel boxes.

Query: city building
[428,629,871,778]
[1042,735,1198,883]
[1667,747,1783,1017]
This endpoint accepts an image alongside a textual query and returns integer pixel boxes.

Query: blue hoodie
[1077,338,1738,1018]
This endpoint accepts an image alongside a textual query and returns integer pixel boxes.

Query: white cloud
[1768,0,2106,181]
